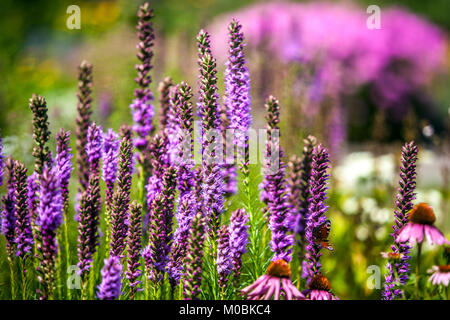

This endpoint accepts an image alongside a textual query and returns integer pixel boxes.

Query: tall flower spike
[303,145,331,283]
[27,172,39,232]
[261,96,294,262]
[158,77,174,132]
[97,255,123,300]
[13,161,33,260]
[126,201,143,299]
[2,158,16,257]
[75,60,93,192]
[131,2,155,159]
[109,132,134,257]
[102,129,120,211]
[29,95,51,175]
[217,225,232,293]
[0,134,4,187]
[35,166,63,299]
[289,136,316,252]
[197,30,225,238]
[56,129,73,212]
[229,208,249,285]
[383,141,417,300]
[146,166,177,282]
[183,212,206,300]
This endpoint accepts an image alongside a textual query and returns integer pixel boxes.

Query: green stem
[415,241,423,300]
[8,257,16,300]
[63,209,72,300]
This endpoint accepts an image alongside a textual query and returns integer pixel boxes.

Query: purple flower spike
[97,255,123,300]
[27,172,39,231]
[382,141,417,300]
[217,225,232,292]
[126,201,143,299]
[2,159,17,257]
[0,134,4,187]
[229,208,249,284]
[86,123,103,174]
[303,144,331,284]
[13,161,33,260]
[29,95,52,175]
[261,96,294,262]
[35,165,63,299]
[56,129,73,211]
[102,129,120,210]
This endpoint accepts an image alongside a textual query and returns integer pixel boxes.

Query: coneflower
[75,61,93,193]
[229,208,249,285]
[158,77,174,132]
[35,166,63,300]
[29,95,52,175]
[145,166,177,283]
[131,2,155,175]
[288,136,316,255]
[303,274,338,300]
[382,141,417,300]
[183,212,206,300]
[303,145,331,284]
[97,255,122,300]
[197,29,225,239]
[126,201,143,299]
[56,129,73,212]
[13,161,33,260]
[109,131,134,257]
[102,129,120,213]
[262,96,294,262]
[217,225,232,295]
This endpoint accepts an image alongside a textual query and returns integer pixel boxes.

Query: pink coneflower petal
[428,265,450,287]
[242,275,268,294]
[424,225,450,246]
[281,278,293,300]
[397,223,423,243]
[273,277,281,300]
[263,279,276,299]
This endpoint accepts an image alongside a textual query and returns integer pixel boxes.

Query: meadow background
[0,0,449,299]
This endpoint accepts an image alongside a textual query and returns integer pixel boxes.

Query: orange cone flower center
[309,274,331,291]
[266,259,291,278]
[438,265,450,273]
[409,203,436,225]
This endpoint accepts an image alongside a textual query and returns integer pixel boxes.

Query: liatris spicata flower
[13,161,33,259]
[303,145,331,283]
[56,129,73,212]
[146,166,177,282]
[197,30,225,238]
[35,166,63,299]
[229,208,249,285]
[427,265,450,287]
[27,172,39,231]
[303,274,338,300]
[217,225,232,293]
[397,203,449,246]
[126,201,143,299]
[87,123,103,175]
[183,212,206,300]
[102,129,120,211]
[241,259,304,300]
[261,96,294,262]
[131,3,155,161]
[97,255,122,300]
[110,132,134,258]
[2,158,16,257]
[158,77,174,132]
[382,141,417,299]
[75,60,93,192]
[29,95,51,175]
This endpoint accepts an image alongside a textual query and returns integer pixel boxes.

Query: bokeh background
[0,0,449,299]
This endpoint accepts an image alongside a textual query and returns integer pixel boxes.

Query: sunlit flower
[303,274,339,300]
[397,203,449,246]
[427,265,450,287]
[241,260,304,300]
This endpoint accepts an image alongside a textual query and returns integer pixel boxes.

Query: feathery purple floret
[229,208,249,283]
[183,212,206,300]
[382,141,417,300]
[303,145,330,283]
[102,129,120,208]
[35,165,63,299]
[261,96,294,262]
[97,255,122,300]
[56,129,73,211]
[126,201,143,298]
[217,225,232,291]
[86,123,103,174]
[13,161,33,259]
[27,172,39,230]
